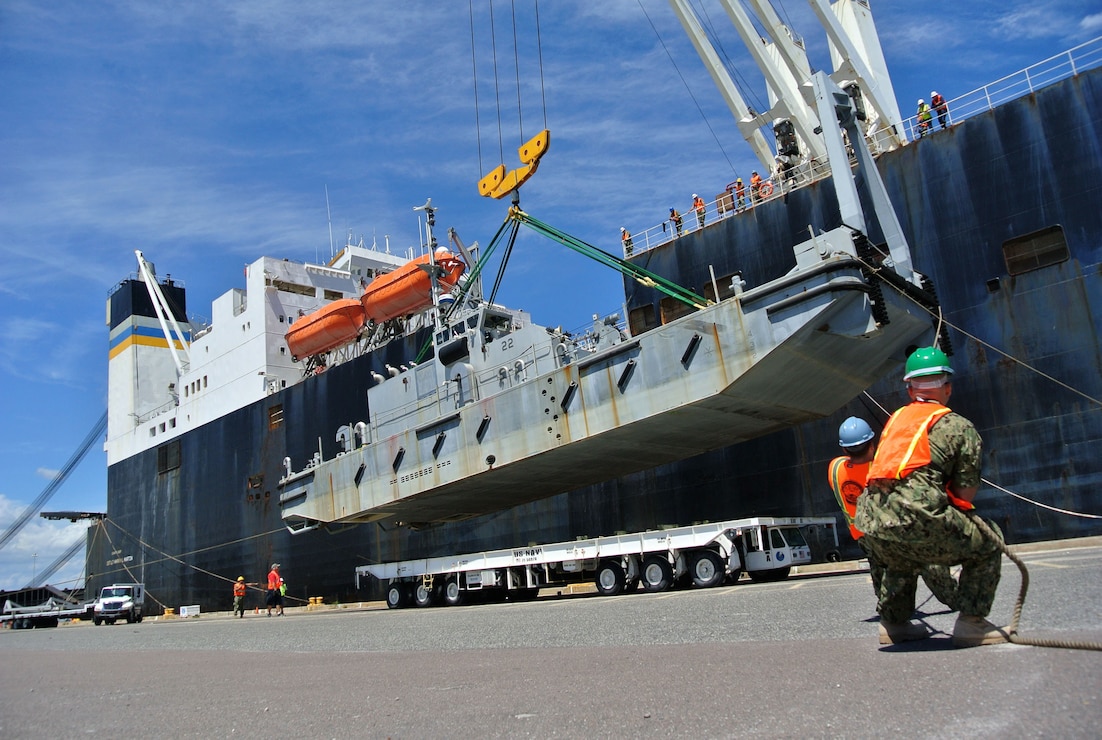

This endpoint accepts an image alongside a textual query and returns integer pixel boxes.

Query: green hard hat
[904,347,953,381]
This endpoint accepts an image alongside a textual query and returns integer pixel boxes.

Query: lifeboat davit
[285,298,367,360]
[361,249,465,323]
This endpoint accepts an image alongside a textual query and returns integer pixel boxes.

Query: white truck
[357,517,837,608]
[92,583,146,625]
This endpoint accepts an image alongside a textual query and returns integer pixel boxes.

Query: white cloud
[1082,13,1102,34]
[0,494,88,592]
[36,468,60,481]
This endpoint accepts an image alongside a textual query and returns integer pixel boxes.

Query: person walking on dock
[829,416,959,610]
[266,563,284,617]
[855,347,1008,648]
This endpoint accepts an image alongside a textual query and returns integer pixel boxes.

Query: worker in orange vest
[232,576,250,618]
[855,347,1008,648]
[734,178,745,211]
[749,171,762,203]
[692,193,706,228]
[620,227,633,257]
[930,90,948,129]
[829,416,958,608]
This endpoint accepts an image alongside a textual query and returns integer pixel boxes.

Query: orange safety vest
[867,401,974,511]
[750,173,762,191]
[828,456,869,540]
[693,197,705,212]
[234,582,246,598]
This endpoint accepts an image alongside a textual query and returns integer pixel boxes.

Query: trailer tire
[386,583,409,609]
[443,578,464,607]
[594,560,626,596]
[641,555,674,592]
[690,550,725,588]
[748,566,791,582]
[413,582,434,608]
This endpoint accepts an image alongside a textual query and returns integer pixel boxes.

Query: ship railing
[898,34,1102,142]
[623,36,1102,259]
[621,155,839,258]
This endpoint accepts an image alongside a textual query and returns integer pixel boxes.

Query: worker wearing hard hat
[829,416,959,612]
[855,347,1009,648]
[233,576,250,618]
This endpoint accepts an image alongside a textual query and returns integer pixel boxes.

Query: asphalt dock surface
[2,541,1100,739]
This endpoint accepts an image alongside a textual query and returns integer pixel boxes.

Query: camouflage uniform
[854,411,1002,624]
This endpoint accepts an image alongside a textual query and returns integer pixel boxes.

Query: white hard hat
[931,90,938,96]
[620,227,626,232]
[692,193,698,198]
[918,98,924,104]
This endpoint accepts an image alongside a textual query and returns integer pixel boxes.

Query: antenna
[325,185,335,256]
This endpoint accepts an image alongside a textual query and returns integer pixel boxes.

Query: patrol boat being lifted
[277,72,942,532]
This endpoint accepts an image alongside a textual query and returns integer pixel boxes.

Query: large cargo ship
[87,12,1102,610]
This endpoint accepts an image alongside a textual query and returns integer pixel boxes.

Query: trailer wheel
[594,560,626,596]
[413,582,434,608]
[748,566,791,582]
[690,550,725,588]
[386,583,409,609]
[443,578,464,607]
[641,555,673,592]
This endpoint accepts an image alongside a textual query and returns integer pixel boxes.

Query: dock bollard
[163,608,176,619]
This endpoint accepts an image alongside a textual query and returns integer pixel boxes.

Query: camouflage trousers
[858,538,960,611]
[862,517,1003,624]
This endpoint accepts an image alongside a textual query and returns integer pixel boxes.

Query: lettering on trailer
[511,546,543,563]
[106,555,134,566]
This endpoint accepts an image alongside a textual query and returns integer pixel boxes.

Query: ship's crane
[668,0,907,172]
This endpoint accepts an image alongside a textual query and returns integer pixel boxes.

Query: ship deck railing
[621,35,1102,260]
[895,34,1102,143]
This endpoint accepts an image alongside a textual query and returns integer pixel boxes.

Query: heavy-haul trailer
[1,596,93,629]
[357,517,838,608]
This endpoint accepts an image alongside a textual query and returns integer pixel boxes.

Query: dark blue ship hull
[88,69,1102,611]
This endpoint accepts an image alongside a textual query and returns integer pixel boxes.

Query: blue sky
[2,1,1099,592]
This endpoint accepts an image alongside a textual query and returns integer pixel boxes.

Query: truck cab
[92,583,145,625]
[736,523,813,581]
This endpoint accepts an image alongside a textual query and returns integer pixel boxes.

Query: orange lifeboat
[285,298,367,360]
[361,249,465,323]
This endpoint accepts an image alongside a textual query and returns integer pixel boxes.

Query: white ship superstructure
[104,244,411,465]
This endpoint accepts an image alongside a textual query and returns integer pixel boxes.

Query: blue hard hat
[838,416,875,448]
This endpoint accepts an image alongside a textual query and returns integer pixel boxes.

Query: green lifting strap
[510,209,710,309]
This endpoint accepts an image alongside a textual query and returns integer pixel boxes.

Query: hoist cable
[468,0,484,173]
[535,0,548,130]
[489,1,504,164]
[637,0,738,178]
[510,0,524,142]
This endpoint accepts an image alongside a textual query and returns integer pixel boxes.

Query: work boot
[878,620,930,645]
[952,615,1010,648]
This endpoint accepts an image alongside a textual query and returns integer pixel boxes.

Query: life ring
[758,180,774,199]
